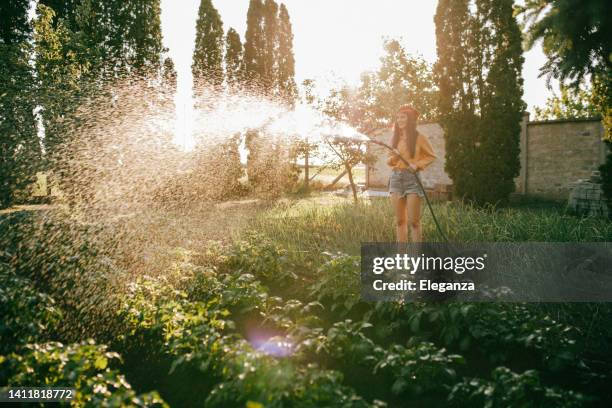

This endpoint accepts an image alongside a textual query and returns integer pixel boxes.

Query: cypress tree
[244,0,266,92]
[434,0,524,205]
[262,0,279,93]
[434,0,478,203]
[225,27,245,90]
[277,3,297,105]
[125,0,165,74]
[192,0,224,95]
[478,0,525,204]
[0,0,41,207]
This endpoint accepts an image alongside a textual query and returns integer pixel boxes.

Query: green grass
[249,196,612,266]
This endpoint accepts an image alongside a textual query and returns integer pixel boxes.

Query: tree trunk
[345,164,358,203]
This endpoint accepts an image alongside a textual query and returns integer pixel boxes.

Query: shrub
[0,265,62,354]
[309,252,361,315]
[1,340,167,407]
[448,366,588,407]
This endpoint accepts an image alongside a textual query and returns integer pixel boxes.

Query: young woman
[387,105,437,243]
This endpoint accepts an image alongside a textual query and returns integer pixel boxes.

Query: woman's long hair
[390,113,418,158]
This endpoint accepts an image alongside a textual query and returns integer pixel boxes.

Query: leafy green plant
[371,340,464,396]
[223,231,296,283]
[0,265,61,354]
[1,340,167,407]
[309,252,361,315]
[448,366,589,408]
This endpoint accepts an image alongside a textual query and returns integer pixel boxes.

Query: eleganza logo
[361,242,612,302]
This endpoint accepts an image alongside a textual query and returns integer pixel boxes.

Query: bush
[599,141,612,217]
[0,265,61,354]
[0,211,127,342]
[448,366,588,407]
[1,340,167,407]
[309,252,361,316]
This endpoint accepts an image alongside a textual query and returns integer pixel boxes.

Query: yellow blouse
[387,131,437,171]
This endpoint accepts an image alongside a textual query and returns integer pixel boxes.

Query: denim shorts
[388,168,424,198]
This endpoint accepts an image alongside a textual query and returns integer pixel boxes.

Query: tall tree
[276,3,297,105]
[225,27,245,90]
[262,0,279,93]
[434,0,476,206]
[244,0,266,91]
[477,0,525,205]
[434,0,524,205]
[124,0,165,74]
[0,0,41,208]
[192,0,224,94]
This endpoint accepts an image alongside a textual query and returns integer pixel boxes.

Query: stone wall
[366,115,607,200]
[520,117,606,199]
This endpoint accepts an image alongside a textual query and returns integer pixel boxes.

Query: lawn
[1,194,611,407]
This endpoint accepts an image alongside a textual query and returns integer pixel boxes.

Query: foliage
[244,0,266,90]
[118,267,378,408]
[448,366,588,407]
[399,303,581,371]
[0,211,127,343]
[534,81,600,120]
[599,141,612,216]
[243,0,297,101]
[520,0,611,86]
[222,231,292,281]
[276,4,297,105]
[309,252,361,315]
[192,0,224,94]
[434,0,525,205]
[519,0,611,139]
[0,1,41,208]
[0,266,62,355]
[372,341,464,396]
[225,28,246,90]
[359,39,439,128]
[1,340,168,407]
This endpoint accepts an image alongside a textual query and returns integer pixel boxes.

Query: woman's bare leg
[406,193,422,242]
[391,192,408,242]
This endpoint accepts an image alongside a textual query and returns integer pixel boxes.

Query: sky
[160,0,557,116]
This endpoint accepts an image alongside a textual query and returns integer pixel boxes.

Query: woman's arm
[414,134,437,170]
[387,151,399,167]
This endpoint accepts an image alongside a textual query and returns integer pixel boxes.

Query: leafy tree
[38,0,79,27]
[225,27,245,90]
[520,0,611,138]
[521,0,610,87]
[192,0,224,95]
[520,0,611,211]
[534,82,600,120]
[0,0,41,208]
[276,4,297,105]
[434,0,524,205]
[358,39,438,130]
[124,0,165,74]
[34,4,89,157]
